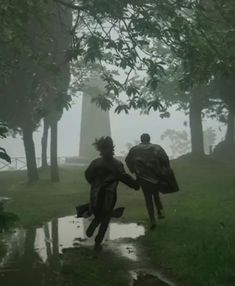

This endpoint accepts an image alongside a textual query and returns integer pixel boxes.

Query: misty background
[2,96,225,159]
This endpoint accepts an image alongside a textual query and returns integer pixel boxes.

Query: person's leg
[94,214,111,249]
[153,191,164,219]
[86,216,100,237]
[141,181,156,228]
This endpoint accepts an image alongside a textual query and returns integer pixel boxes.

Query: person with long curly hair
[85,136,139,251]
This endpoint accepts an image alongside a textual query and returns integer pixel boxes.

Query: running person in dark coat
[85,136,139,251]
[125,133,170,229]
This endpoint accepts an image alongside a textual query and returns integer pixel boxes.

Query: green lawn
[0,158,234,286]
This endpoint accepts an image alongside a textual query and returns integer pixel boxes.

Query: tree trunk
[44,223,52,260]
[225,107,235,144]
[41,118,50,168]
[189,94,205,156]
[52,218,59,256]
[50,119,59,182]
[22,126,39,183]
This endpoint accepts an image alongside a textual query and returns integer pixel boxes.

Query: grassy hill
[0,157,234,285]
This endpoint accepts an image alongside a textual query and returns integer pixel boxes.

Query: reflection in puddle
[0,215,145,285]
[0,229,25,267]
[0,215,178,286]
[34,216,145,262]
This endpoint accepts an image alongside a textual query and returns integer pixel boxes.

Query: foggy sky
[2,95,225,160]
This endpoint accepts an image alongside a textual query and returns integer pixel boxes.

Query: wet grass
[142,157,235,286]
[0,158,235,285]
[0,166,88,226]
[61,247,130,286]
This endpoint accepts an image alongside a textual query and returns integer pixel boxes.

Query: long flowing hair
[93,136,114,156]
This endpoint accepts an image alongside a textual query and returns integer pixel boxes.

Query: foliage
[0,1,72,128]
[0,122,10,163]
[2,0,235,115]
[0,1,73,182]
[174,1,235,86]
[57,0,202,112]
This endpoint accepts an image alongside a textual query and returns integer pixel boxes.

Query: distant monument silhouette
[79,77,111,161]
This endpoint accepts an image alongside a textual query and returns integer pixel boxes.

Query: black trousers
[87,189,116,244]
[87,214,111,244]
[140,179,163,221]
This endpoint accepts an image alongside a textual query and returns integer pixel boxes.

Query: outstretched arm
[117,162,139,190]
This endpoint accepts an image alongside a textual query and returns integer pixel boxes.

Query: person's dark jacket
[125,143,179,193]
[85,157,139,215]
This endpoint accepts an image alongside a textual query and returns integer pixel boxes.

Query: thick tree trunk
[50,119,59,182]
[225,107,235,144]
[22,126,39,183]
[189,94,205,156]
[41,118,50,168]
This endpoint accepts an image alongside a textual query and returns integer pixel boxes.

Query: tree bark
[41,117,50,168]
[22,126,39,183]
[189,93,205,156]
[225,107,235,144]
[50,119,59,182]
[41,118,49,168]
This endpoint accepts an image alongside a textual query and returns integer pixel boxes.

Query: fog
[2,95,225,160]
[1,2,235,286]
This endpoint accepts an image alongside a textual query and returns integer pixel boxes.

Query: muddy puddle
[0,215,175,286]
[34,216,145,261]
[0,216,145,285]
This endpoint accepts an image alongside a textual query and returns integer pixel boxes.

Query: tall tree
[0,1,51,182]
[0,1,72,182]
[39,1,72,182]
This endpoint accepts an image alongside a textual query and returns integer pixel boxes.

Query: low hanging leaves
[0,147,11,163]
[91,94,113,111]
[147,98,163,112]
[0,122,11,163]
[114,104,129,114]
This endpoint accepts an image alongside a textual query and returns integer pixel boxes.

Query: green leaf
[126,85,139,97]
[91,95,113,111]
[0,150,11,163]
[114,104,129,114]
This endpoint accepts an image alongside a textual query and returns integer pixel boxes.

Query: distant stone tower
[79,77,111,161]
